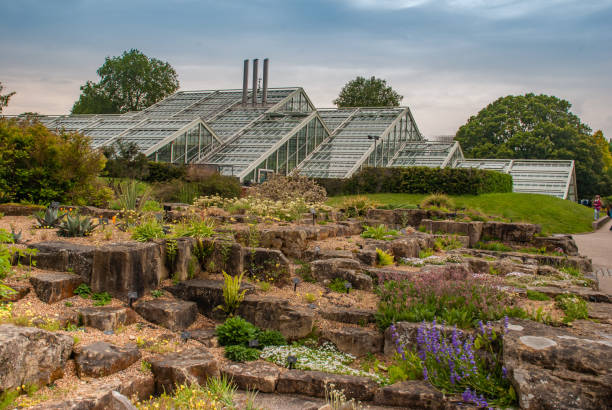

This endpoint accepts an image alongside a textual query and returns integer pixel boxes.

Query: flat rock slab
[319,306,376,325]
[526,286,611,303]
[374,380,445,409]
[588,303,612,324]
[321,327,383,357]
[0,283,30,302]
[503,319,612,410]
[134,299,198,331]
[0,324,73,391]
[166,279,255,316]
[188,328,218,347]
[75,341,141,378]
[276,370,377,401]
[150,347,219,394]
[221,361,280,393]
[77,306,130,331]
[29,272,82,303]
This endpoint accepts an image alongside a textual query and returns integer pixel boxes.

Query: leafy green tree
[72,49,179,114]
[0,118,109,205]
[0,82,16,113]
[455,93,612,198]
[334,76,402,108]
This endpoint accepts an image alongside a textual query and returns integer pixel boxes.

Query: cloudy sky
[1,0,611,137]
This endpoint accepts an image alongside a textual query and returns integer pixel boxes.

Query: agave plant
[34,207,64,228]
[57,214,98,237]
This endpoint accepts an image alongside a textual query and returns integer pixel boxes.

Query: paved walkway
[573,218,612,294]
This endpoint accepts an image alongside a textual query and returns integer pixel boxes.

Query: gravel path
[573,218,612,294]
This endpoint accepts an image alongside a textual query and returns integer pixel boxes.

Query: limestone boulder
[374,380,446,409]
[75,342,141,378]
[166,279,255,316]
[321,327,383,357]
[319,306,376,325]
[277,370,377,401]
[237,295,314,340]
[243,247,291,284]
[220,361,280,393]
[0,325,73,391]
[188,328,218,347]
[29,241,95,278]
[29,272,83,303]
[77,306,131,331]
[482,221,541,244]
[0,283,30,302]
[311,258,372,291]
[533,234,579,256]
[133,299,198,331]
[503,319,612,410]
[150,348,219,394]
[420,220,483,247]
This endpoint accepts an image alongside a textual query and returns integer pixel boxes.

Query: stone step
[133,298,198,331]
[527,286,611,303]
[318,306,376,325]
[149,347,219,394]
[277,370,377,402]
[74,342,141,378]
[321,326,383,357]
[76,306,134,331]
[220,361,280,393]
[29,272,83,303]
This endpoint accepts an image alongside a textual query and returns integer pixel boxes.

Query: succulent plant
[57,214,98,237]
[34,207,64,228]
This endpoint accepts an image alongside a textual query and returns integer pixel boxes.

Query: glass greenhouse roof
[22,85,579,198]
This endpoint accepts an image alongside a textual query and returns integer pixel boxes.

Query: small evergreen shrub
[257,329,287,347]
[526,290,550,301]
[131,218,166,242]
[555,294,588,323]
[216,316,258,346]
[224,345,260,362]
[329,277,351,293]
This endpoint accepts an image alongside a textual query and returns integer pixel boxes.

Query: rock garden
[0,176,610,410]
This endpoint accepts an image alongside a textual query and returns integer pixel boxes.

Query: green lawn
[327,193,593,234]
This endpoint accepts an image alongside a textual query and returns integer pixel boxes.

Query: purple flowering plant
[388,318,517,408]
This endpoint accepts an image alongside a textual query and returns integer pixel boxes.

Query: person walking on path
[593,195,603,220]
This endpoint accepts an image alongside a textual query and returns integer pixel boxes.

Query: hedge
[316,167,513,196]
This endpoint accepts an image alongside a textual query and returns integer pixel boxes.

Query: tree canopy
[455,93,612,198]
[333,76,402,108]
[0,82,15,113]
[72,49,179,114]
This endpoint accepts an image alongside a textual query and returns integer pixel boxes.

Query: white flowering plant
[260,342,387,384]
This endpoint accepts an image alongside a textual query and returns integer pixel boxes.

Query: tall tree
[334,76,402,108]
[72,49,179,114]
[455,93,612,198]
[0,82,16,113]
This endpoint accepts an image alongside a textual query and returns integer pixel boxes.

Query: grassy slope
[327,193,593,234]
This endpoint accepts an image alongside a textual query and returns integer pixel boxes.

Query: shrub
[434,236,464,251]
[560,266,582,278]
[154,174,241,202]
[555,294,588,323]
[376,248,394,266]
[361,224,399,241]
[74,283,92,298]
[0,118,106,205]
[115,179,152,211]
[92,292,111,306]
[296,261,315,283]
[420,194,455,210]
[317,167,512,196]
[224,345,260,362]
[257,329,287,347]
[173,218,215,239]
[141,200,163,212]
[216,316,258,346]
[251,174,327,204]
[144,161,186,182]
[57,214,98,237]
[131,218,166,242]
[418,248,435,259]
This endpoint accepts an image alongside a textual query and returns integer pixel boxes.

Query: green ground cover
[327,193,593,234]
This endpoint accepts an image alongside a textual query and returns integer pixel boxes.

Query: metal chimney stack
[242,59,249,106]
[262,58,269,105]
[251,59,259,106]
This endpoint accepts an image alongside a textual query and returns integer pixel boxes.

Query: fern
[218,271,247,315]
[376,248,394,266]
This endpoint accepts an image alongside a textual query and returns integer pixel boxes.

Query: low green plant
[92,292,111,306]
[216,316,258,346]
[131,218,166,242]
[257,329,287,347]
[258,281,271,292]
[206,375,237,407]
[474,241,512,252]
[224,345,260,362]
[555,294,588,323]
[526,289,550,301]
[0,229,13,244]
[342,196,382,217]
[434,235,464,251]
[295,261,315,283]
[140,360,152,373]
[0,389,19,410]
[418,225,427,232]
[57,214,98,237]
[74,283,92,298]
[361,224,399,241]
[303,292,317,303]
[388,350,424,384]
[218,271,247,315]
[150,290,163,298]
[489,265,501,276]
[560,265,582,278]
[329,277,351,293]
[418,248,435,259]
[116,179,152,212]
[376,248,394,266]
[141,200,163,212]
[173,218,215,239]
